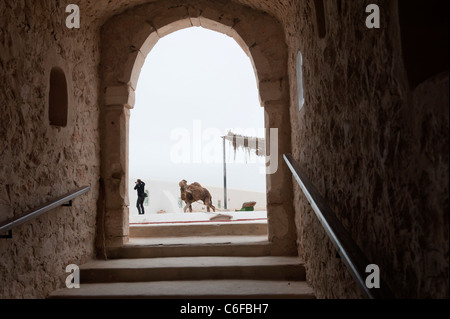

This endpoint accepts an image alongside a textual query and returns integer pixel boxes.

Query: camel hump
[187,183,203,192]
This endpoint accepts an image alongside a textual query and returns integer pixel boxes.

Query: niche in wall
[314,0,326,39]
[48,67,68,127]
[398,0,449,89]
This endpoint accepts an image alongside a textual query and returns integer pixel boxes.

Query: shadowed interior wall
[283,0,448,298]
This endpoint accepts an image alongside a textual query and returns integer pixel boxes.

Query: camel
[179,180,199,212]
[179,179,216,213]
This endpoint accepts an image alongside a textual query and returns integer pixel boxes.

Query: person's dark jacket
[134,181,146,197]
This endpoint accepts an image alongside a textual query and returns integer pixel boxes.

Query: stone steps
[80,256,306,283]
[49,280,315,299]
[129,221,268,238]
[49,222,315,299]
[49,253,315,299]
[107,236,275,258]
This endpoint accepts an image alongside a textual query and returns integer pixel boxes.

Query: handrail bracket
[0,229,12,239]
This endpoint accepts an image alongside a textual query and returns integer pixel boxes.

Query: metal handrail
[283,154,393,299]
[0,186,90,238]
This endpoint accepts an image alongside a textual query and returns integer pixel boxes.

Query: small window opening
[297,51,304,111]
[314,0,327,39]
[49,67,68,127]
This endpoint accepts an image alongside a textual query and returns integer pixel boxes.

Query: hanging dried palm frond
[223,131,265,159]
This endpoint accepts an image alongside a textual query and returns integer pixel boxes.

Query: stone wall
[281,0,448,298]
[0,1,101,298]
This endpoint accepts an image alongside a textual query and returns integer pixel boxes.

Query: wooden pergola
[221,131,265,209]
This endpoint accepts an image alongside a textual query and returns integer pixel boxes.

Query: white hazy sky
[129,27,266,192]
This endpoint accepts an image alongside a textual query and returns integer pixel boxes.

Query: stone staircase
[49,219,315,299]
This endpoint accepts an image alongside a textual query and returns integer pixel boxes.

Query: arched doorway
[99,0,296,256]
[128,27,266,221]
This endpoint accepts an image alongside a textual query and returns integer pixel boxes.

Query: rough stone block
[258,78,288,103]
[266,204,297,255]
[199,17,234,37]
[119,50,146,93]
[150,4,191,37]
[158,18,193,38]
[139,31,160,57]
[104,85,135,108]
[199,5,236,29]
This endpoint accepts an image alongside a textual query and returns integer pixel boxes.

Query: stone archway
[99,0,296,255]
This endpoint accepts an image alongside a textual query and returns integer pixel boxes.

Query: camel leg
[185,201,194,213]
[202,199,210,212]
[205,198,215,212]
